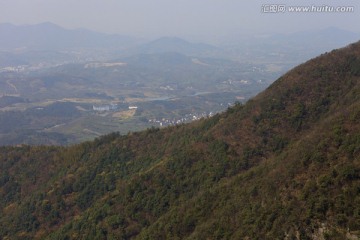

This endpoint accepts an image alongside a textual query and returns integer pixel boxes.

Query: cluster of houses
[0,62,72,73]
[92,104,118,111]
[92,103,138,112]
[0,66,27,73]
[148,112,214,127]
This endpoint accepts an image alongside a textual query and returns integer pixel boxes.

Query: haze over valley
[1,23,359,144]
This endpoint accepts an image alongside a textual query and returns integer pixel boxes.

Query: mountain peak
[138,36,217,55]
[34,21,62,27]
[151,36,191,43]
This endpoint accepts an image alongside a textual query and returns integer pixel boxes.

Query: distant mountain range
[232,27,360,54]
[0,22,137,51]
[0,22,218,55]
[2,22,358,58]
[269,27,360,51]
[0,22,221,65]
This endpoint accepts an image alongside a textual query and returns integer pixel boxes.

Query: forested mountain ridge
[0,41,360,239]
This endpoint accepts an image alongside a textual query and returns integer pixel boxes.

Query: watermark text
[261,4,355,13]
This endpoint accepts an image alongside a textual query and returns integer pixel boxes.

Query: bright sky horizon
[1,0,360,41]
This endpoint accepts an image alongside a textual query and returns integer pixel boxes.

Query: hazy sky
[1,0,359,40]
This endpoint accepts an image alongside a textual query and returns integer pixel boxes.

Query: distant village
[91,98,237,129]
[0,62,74,73]
[92,102,217,126]
[92,103,137,112]
[148,111,215,127]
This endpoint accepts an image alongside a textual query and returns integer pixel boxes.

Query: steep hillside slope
[0,41,359,239]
